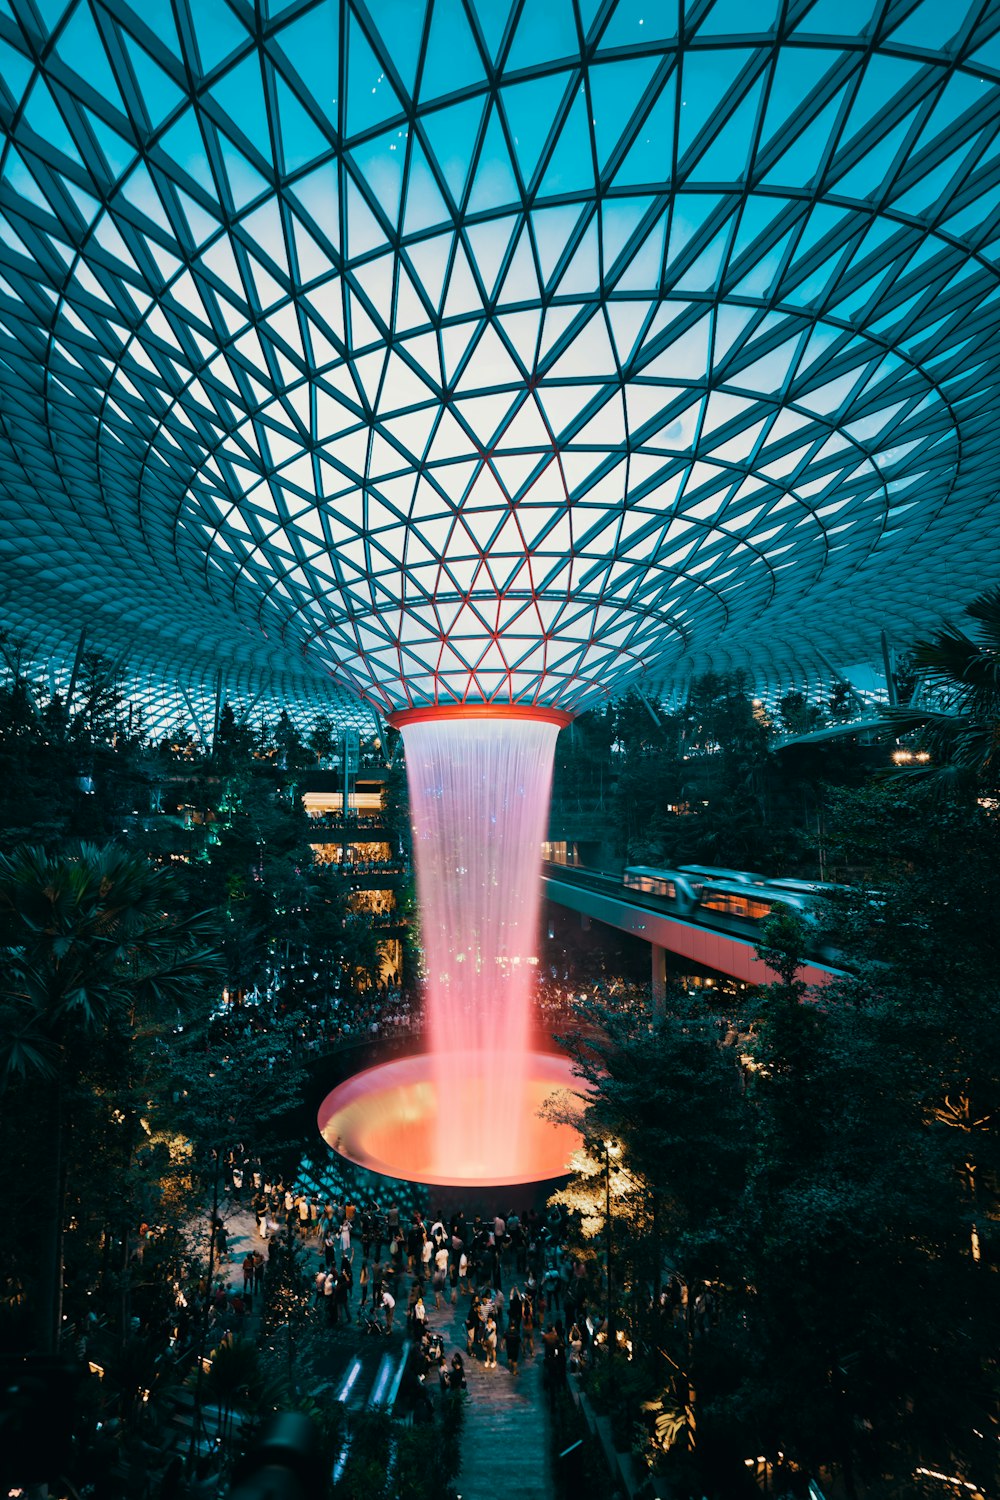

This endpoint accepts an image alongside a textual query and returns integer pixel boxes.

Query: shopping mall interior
[1,2,998,1497]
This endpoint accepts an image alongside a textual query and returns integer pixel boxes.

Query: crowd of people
[205,983,421,1055]
[208,1162,601,1402]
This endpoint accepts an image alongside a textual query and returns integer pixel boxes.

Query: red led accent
[387,702,574,729]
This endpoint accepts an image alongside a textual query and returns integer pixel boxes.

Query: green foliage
[887,581,1000,792]
[332,1394,464,1500]
[555,791,1000,1496]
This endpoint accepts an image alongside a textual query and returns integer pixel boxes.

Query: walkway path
[423,1292,553,1500]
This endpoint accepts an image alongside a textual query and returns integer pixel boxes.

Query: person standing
[466,1296,480,1355]
[358,1259,370,1313]
[504,1320,521,1376]
[334,1265,351,1325]
[381,1287,395,1333]
[483,1312,498,1369]
[521,1296,534,1359]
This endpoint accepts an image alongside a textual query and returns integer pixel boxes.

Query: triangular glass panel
[887,0,959,52]
[290,210,336,285]
[218,136,270,212]
[530,203,584,285]
[420,0,485,101]
[406,233,453,311]
[345,11,403,138]
[600,197,655,272]
[174,186,220,249]
[273,74,332,172]
[276,0,340,125]
[57,6,126,112]
[795,0,875,36]
[891,138,976,220]
[212,53,271,155]
[190,4,249,76]
[589,56,662,172]
[467,102,521,214]
[840,54,924,149]
[393,263,429,333]
[685,77,763,184]
[599,0,679,48]
[345,175,388,258]
[118,160,173,232]
[677,47,749,162]
[760,46,839,142]
[288,160,341,251]
[538,89,594,197]
[158,106,212,189]
[119,28,186,129]
[442,241,483,321]
[85,108,138,180]
[368,0,427,100]
[699,0,777,33]
[465,214,519,299]
[351,129,406,226]
[606,299,652,365]
[421,96,486,204]
[615,210,667,291]
[832,111,918,202]
[968,31,1000,74]
[504,0,580,71]
[402,137,452,234]
[554,218,600,296]
[501,71,571,187]
[759,87,846,189]
[612,75,676,187]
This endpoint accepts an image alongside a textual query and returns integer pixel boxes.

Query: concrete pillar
[651,943,667,1017]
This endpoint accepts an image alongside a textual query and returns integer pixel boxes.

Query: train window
[624,868,676,898]
[701,890,775,920]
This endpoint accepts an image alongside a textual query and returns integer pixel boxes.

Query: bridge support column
[651,943,667,1017]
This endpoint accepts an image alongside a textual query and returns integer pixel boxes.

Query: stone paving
[422,1288,553,1500]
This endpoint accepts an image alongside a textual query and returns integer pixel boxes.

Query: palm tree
[889,583,1000,789]
[0,842,221,1352]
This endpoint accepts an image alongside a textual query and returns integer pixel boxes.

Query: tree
[0,844,221,1352]
[777,690,825,737]
[889,581,1000,792]
[741,882,1000,1497]
[551,989,751,1477]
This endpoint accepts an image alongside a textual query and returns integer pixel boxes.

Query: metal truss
[2,0,1000,723]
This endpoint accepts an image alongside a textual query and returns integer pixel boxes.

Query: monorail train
[622,864,839,944]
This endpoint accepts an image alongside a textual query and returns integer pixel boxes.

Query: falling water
[400,712,561,1181]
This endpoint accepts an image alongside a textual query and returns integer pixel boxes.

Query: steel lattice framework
[2,0,1000,724]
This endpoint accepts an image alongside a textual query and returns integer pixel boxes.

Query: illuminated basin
[318,1050,584,1188]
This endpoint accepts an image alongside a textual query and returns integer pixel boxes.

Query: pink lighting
[317,1051,583,1188]
[319,707,584,1187]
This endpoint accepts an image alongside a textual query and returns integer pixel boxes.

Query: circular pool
[317,1050,584,1188]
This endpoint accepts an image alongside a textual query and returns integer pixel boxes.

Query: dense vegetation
[551,591,1000,1499]
[0,647,406,1495]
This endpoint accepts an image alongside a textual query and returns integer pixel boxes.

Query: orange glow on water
[317,1051,583,1188]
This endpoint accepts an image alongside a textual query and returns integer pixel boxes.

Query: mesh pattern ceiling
[1,0,1000,718]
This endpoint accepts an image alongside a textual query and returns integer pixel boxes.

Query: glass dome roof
[1,0,999,719]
